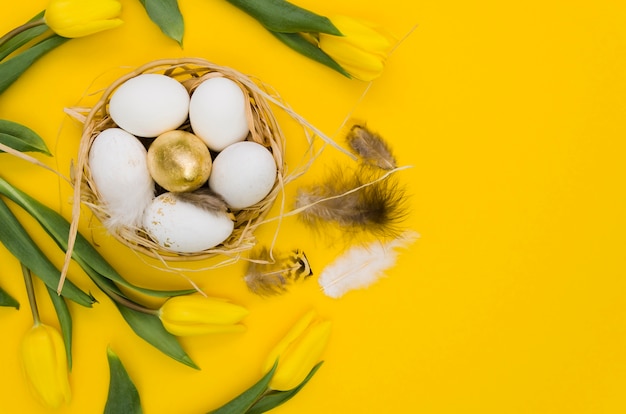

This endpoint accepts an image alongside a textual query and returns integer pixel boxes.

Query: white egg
[189,77,249,151]
[88,128,155,231]
[109,74,190,137]
[208,141,277,209]
[143,193,234,253]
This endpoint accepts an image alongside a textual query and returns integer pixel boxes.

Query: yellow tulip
[20,323,71,409]
[263,310,332,391]
[44,0,123,38]
[159,295,249,336]
[319,15,396,81]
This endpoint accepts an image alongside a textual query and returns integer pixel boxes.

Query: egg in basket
[69,58,292,262]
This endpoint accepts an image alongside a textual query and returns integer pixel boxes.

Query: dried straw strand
[60,58,348,288]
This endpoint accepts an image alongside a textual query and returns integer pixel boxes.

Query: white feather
[318,231,419,298]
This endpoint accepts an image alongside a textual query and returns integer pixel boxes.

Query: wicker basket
[72,58,288,261]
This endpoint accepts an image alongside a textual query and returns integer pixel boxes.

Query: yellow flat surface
[1,0,626,413]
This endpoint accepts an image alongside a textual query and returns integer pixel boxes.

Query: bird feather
[244,247,313,296]
[175,187,232,217]
[318,231,419,298]
[346,124,397,170]
[295,165,407,238]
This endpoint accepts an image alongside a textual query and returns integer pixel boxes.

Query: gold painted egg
[147,130,212,192]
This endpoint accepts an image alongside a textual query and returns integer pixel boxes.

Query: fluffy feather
[244,247,313,296]
[346,124,397,170]
[295,165,407,238]
[318,231,419,298]
[175,187,233,218]
[89,128,155,232]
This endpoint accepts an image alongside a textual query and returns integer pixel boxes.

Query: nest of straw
[71,58,290,261]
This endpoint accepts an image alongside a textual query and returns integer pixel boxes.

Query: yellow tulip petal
[319,15,395,81]
[20,324,71,409]
[331,15,395,55]
[46,0,122,22]
[51,19,123,38]
[161,295,249,324]
[44,0,122,38]
[263,309,318,373]
[159,295,249,336]
[319,39,385,81]
[335,60,385,82]
[320,39,385,68]
[270,321,332,391]
[161,321,247,336]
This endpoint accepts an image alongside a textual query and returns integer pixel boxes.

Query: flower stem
[101,284,158,316]
[21,263,41,325]
[0,19,46,50]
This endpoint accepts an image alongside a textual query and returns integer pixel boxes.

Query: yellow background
[1,0,626,413]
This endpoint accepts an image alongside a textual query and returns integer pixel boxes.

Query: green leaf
[91,268,198,369]
[271,31,350,78]
[139,0,184,46]
[0,285,19,309]
[105,347,143,414]
[208,361,277,414]
[0,197,95,307]
[247,361,324,414]
[0,11,48,61]
[46,286,73,370]
[225,0,341,35]
[92,275,198,370]
[84,264,198,369]
[0,119,51,155]
[0,177,195,298]
[115,301,199,370]
[0,35,68,95]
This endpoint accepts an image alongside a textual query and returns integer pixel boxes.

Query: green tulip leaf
[0,285,19,309]
[0,119,51,155]
[246,361,324,414]
[225,0,341,35]
[0,35,68,95]
[105,347,143,414]
[0,197,94,307]
[70,268,196,370]
[208,361,277,414]
[139,0,184,46]
[271,31,350,78]
[46,286,73,370]
[0,177,195,298]
[115,302,199,370]
[0,11,48,61]
[82,262,191,368]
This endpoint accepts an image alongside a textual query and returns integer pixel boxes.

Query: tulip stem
[103,285,158,316]
[21,263,41,325]
[0,19,46,50]
[87,270,158,315]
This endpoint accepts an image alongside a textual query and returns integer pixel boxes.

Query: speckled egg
[142,192,234,253]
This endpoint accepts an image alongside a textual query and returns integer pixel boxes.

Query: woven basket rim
[73,58,288,262]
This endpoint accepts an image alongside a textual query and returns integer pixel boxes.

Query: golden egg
[147,130,212,192]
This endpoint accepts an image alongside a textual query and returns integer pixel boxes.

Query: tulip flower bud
[20,323,71,409]
[263,310,332,391]
[44,0,123,38]
[319,15,396,81]
[159,295,249,336]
